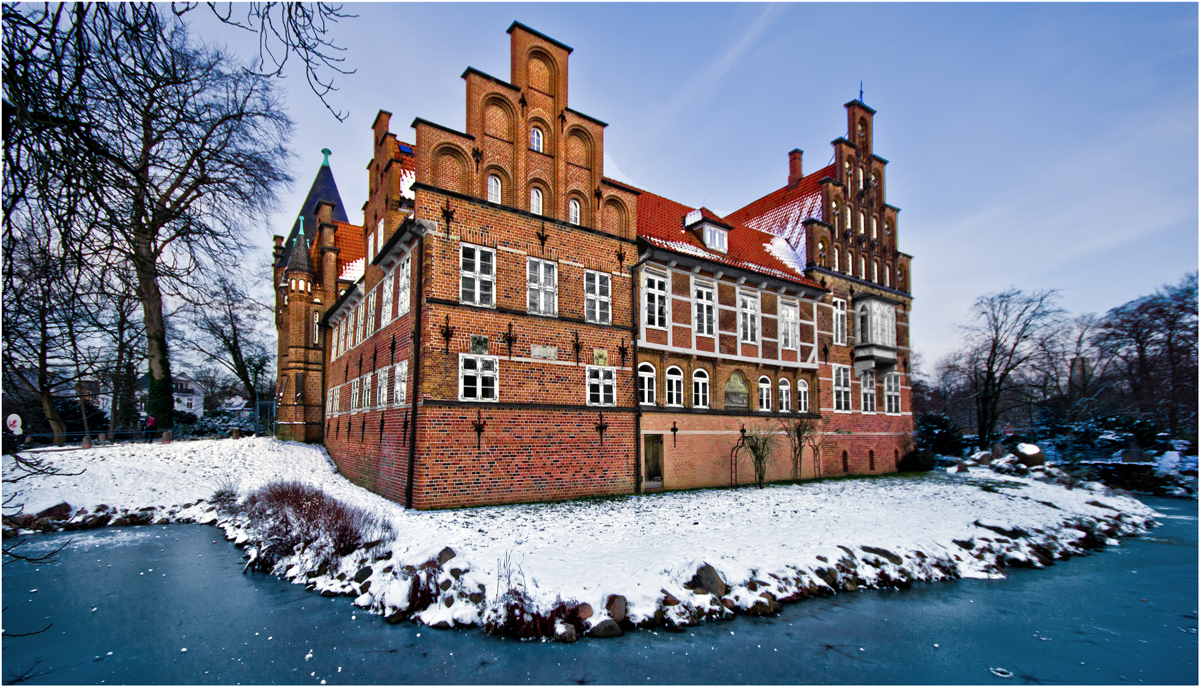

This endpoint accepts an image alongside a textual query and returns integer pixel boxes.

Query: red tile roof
[724,164,834,245]
[635,191,824,290]
[310,220,365,283]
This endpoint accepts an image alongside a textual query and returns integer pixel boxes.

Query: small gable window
[530,187,543,215]
[530,126,544,153]
[569,198,581,225]
[703,225,728,253]
[487,175,502,204]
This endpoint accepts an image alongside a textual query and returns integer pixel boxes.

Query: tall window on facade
[366,290,377,337]
[645,272,668,329]
[739,292,759,344]
[376,219,384,256]
[665,367,684,407]
[693,369,710,408]
[833,365,852,412]
[779,379,791,413]
[872,261,879,284]
[847,251,855,276]
[393,360,408,406]
[725,371,749,409]
[638,363,656,405]
[833,247,840,273]
[780,302,798,349]
[351,377,361,411]
[871,216,877,239]
[758,376,772,411]
[312,311,320,346]
[797,379,809,413]
[833,299,847,346]
[487,175,502,204]
[569,198,581,225]
[858,211,865,234]
[527,258,558,316]
[859,256,866,281]
[459,354,498,401]
[885,265,891,288]
[844,206,851,234]
[530,187,543,215]
[377,367,390,408]
[327,388,336,414]
[861,370,877,413]
[831,200,839,230]
[885,373,901,414]
[381,267,394,324]
[354,304,364,346]
[584,270,611,324]
[460,244,495,307]
[587,366,615,406]
[397,254,411,317]
[367,233,375,262]
[530,126,543,153]
[694,281,715,336]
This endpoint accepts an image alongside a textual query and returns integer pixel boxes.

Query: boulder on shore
[588,618,623,638]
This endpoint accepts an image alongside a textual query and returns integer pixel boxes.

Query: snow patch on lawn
[4,438,1160,637]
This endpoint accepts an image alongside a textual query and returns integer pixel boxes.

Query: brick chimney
[788,149,803,188]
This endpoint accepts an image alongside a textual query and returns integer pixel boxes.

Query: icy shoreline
[2,438,1161,640]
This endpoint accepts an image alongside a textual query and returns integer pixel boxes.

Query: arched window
[797,379,809,413]
[885,265,891,288]
[858,304,870,344]
[842,450,849,474]
[833,247,840,272]
[857,168,863,191]
[724,371,749,409]
[530,126,544,153]
[869,449,876,471]
[758,376,772,411]
[530,187,543,215]
[693,369,710,408]
[860,255,866,279]
[844,160,851,185]
[665,366,684,407]
[873,261,879,283]
[847,251,854,276]
[858,211,865,234]
[487,175,502,204]
[831,200,839,230]
[871,216,877,239]
[817,241,826,267]
[638,363,656,405]
[844,206,851,234]
[569,198,581,225]
[898,266,906,287]
[778,379,791,413]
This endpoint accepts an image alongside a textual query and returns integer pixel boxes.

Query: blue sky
[198,3,1198,367]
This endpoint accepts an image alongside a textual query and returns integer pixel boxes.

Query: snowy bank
[3,438,1159,640]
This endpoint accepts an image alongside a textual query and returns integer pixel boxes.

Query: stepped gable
[312,220,366,284]
[636,190,824,289]
[724,163,834,246]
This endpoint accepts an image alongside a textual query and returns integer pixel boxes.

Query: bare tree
[737,427,778,489]
[958,288,1063,448]
[779,415,827,482]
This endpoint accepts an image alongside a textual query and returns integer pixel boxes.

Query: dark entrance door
[644,434,664,489]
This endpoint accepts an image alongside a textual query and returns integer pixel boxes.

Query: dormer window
[530,126,544,153]
[703,225,727,253]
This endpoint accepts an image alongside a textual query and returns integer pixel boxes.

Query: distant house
[220,396,254,420]
[136,371,206,419]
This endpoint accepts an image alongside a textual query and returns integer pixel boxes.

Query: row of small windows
[327,360,409,414]
[636,364,810,413]
[486,174,583,225]
[462,244,612,324]
[831,200,889,240]
[645,271,803,349]
[820,242,901,288]
[332,254,411,359]
[831,365,902,414]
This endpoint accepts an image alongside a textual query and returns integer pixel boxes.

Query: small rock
[661,591,680,607]
[576,603,593,621]
[450,568,462,579]
[439,579,452,592]
[606,595,627,624]
[443,594,454,607]
[468,592,484,604]
[36,503,71,520]
[588,619,623,638]
[353,567,373,584]
[555,622,578,643]
[437,547,456,565]
[690,563,728,597]
[358,580,371,595]
[955,461,970,473]
[721,598,735,610]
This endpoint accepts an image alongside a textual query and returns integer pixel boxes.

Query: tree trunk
[133,248,173,430]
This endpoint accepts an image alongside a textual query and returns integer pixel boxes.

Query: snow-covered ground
[3,438,1162,638]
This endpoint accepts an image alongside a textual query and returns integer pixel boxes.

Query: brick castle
[274,22,914,509]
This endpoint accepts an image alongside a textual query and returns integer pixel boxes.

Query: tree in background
[738,427,778,489]
[778,415,827,482]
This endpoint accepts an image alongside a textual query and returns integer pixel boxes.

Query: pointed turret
[277,150,350,267]
[284,220,316,275]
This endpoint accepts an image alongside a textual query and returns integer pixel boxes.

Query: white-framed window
[860,255,866,280]
[367,233,375,263]
[857,301,897,347]
[833,247,840,273]
[376,219,384,257]
[779,379,791,413]
[858,210,865,234]
[739,291,759,344]
[381,267,394,324]
[871,216,878,239]
[355,304,365,346]
[530,187,543,215]
[312,311,320,346]
[703,225,728,253]
[586,366,615,406]
[665,366,684,407]
[365,288,377,337]
[397,254,411,317]
[833,365,852,412]
[885,265,891,288]
[638,363,656,405]
[459,354,498,402]
[885,373,901,415]
[460,244,495,307]
[645,271,668,329]
[530,126,543,153]
[780,301,798,349]
[351,377,361,411]
[377,367,390,408]
[569,198,581,225]
[331,324,339,359]
[758,376,772,411]
[844,205,851,234]
[872,261,879,284]
[847,251,855,276]
[487,175,502,204]
[693,369,710,408]
[393,360,408,406]
[694,281,715,337]
[527,257,558,316]
[327,388,336,414]
[831,200,840,230]
[861,370,876,413]
[585,270,611,324]
[833,298,847,346]
[797,379,809,413]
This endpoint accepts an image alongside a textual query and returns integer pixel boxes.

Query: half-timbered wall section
[274,22,917,508]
